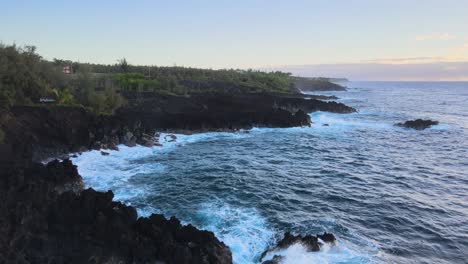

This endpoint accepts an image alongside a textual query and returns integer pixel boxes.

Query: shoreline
[0,93,355,263]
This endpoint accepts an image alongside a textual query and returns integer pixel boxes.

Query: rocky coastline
[0,93,353,263]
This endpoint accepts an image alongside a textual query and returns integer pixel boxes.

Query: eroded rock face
[260,232,336,263]
[395,119,439,130]
[3,93,355,162]
[115,93,355,133]
[0,159,232,264]
[3,106,156,162]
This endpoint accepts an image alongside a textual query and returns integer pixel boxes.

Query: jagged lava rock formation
[0,93,351,263]
[395,119,439,130]
[0,159,231,264]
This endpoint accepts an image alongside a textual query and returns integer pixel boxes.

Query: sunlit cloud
[415,33,457,41]
[362,54,468,65]
[267,61,468,81]
[455,43,468,53]
[363,57,447,64]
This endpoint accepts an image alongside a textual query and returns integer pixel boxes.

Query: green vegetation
[0,44,126,114]
[291,76,347,92]
[1,43,296,114]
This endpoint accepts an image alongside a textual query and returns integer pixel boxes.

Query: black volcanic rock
[317,232,336,243]
[2,94,355,162]
[0,159,231,264]
[292,78,347,92]
[3,106,156,162]
[0,92,353,264]
[262,255,284,264]
[260,232,336,263]
[395,119,439,130]
[115,93,355,132]
[305,95,339,100]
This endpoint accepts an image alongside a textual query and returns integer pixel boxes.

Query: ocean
[71,82,468,264]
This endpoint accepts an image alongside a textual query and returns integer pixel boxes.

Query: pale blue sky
[2,0,468,79]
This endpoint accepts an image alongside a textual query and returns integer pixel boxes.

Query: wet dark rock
[395,119,439,130]
[139,132,155,147]
[323,123,330,126]
[262,255,284,264]
[122,131,137,147]
[317,232,336,243]
[100,151,110,156]
[165,134,177,142]
[260,232,336,263]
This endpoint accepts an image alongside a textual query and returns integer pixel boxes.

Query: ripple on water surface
[72,82,468,263]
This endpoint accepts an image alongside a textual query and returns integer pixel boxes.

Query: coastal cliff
[0,159,231,264]
[2,93,355,161]
[116,93,355,133]
[0,93,353,263]
[292,77,347,92]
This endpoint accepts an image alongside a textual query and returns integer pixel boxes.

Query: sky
[1,0,468,80]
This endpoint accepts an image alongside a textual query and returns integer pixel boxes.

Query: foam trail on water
[309,112,392,131]
[71,131,252,202]
[71,145,161,202]
[71,131,376,264]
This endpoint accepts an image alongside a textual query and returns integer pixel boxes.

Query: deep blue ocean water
[72,82,468,264]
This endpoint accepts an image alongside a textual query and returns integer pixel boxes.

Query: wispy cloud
[363,55,468,65]
[415,33,456,41]
[363,57,446,64]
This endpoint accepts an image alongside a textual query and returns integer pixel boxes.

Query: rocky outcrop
[0,93,353,264]
[116,93,354,133]
[292,78,347,92]
[305,95,338,100]
[395,119,439,130]
[260,232,336,263]
[1,94,355,162]
[0,159,231,264]
[1,106,156,162]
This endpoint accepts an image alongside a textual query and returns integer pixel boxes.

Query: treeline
[60,61,293,95]
[0,44,296,114]
[0,44,125,114]
[291,76,347,92]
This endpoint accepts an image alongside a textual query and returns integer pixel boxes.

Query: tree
[52,88,74,105]
[118,58,129,73]
[75,65,94,105]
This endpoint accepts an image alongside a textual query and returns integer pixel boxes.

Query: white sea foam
[71,130,376,264]
[70,132,251,202]
[195,202,275,264]
[262,239,373,264]
[71,145,160,201]
[309,112,392,131]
